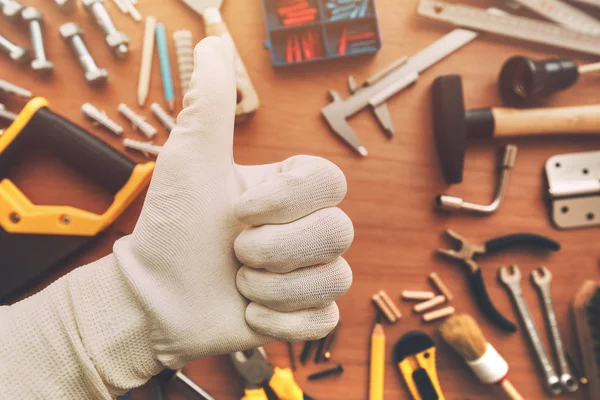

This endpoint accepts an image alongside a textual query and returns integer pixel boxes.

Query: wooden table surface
[2,0,600,399]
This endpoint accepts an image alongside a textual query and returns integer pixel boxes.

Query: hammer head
[432,75,466,185]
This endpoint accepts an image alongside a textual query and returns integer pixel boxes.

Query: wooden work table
[2,0,599,398]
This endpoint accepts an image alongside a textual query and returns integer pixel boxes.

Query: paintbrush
[439,314,525,400]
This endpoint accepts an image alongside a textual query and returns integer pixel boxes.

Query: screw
[123,138,162,156]
[21,7,53,76]
[82,103,123,136]
[307,364,344,380]
[118,104,157,138]
[9,213,20,223]
[60,23,108,86]
[0,0,23,21]
[0,34,29,64]
[150,103,175,133]
[82,0,129,59]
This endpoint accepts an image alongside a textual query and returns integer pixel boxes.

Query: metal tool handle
[485,234,560,254]
[533,281,578,392]
[202,7,259,122]
[468,270,517,332]
[505,285,562,395]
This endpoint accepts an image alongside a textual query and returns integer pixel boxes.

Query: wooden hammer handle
[500,379,525,400]
[493,105,600,137]
[203,8,259,122]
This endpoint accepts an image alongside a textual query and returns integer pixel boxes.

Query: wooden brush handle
[500,379,525,400]
[493,105,600,137]
[203,7,259,122]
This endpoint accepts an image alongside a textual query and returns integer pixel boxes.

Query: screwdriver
[498,55,600,106]
[155,369,215,400]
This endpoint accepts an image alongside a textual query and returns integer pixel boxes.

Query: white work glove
[0,37,353,399]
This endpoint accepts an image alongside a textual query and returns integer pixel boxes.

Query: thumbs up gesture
[115,37,354,368]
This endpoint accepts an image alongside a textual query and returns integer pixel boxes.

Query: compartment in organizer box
[262,0,381,67]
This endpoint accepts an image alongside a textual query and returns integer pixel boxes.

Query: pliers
[438,230,560,333]
[231,347,314,400]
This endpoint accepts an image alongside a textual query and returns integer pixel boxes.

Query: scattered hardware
[0,97,155,301]
[322,323,339,360]
[394,331,445,399]
[119,104,157,139]
[138,17,157,107]
[150,103,176,133]
[499,266,563,395]
[287,342,296,371]
[439,314,525,400]
[436,145,518,215]
[0,105,17,122]
[314,336,327,363]
[275,0,318,26]
[0,0,23,21]
[0,79,31,98]
[262,0,380,67]
[179,0,259,122]
[300,340,314,365]
[54,0,74,14]
[499,56,600,106]
[428,272,453,301]
[283,29,324,64]
[112,0,127,13]
[308,364,344,380]
[123,138,162,156]
[369,314,385,400]
[418,0,600,57]
[156,368,215,400]
[82,103,124,136]
[22,7,53,76]
[565,351,589,386]
[60,23,109,86]
[0,33,29,65]
[414,295,446,313]
[325,0,370,21]
[438,229,560,332]
[156,23,175,113]
[423,306,455,323]
[545,151,600,229]
[432,75,600,184]
[531,267,579,392]
[321,25,482,155]
[232,347,315,396]
[82,0,130,59]
[121,0,141,22]
[573,281,600,399]
[402,291,435,301]
[372,290,401,323]
[173,30,194,96]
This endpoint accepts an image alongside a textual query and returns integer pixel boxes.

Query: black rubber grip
[0,108,135,194]
[150,376,166,400]
[468,270,517,333]
[465,108,495,140]
[485,234,561,254]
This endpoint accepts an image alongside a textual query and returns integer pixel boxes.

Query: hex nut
[2,2,24,20]
[106,31,129,49]
[59,22,83,40]
[85,68,108,86]
[20,6,42,21]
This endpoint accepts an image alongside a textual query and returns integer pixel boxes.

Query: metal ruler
[418,0,600,56]
[510,0,600,33]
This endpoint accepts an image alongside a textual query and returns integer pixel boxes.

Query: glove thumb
[165,36,236,171]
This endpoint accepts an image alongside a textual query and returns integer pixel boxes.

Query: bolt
[60,23,108,86]
[307,364,344,380]
[21,7,53,76]
[0,33,29,64]
[0,0,23,21]
[82,0,129,59]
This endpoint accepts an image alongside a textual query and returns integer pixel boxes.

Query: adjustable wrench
[499,266,562,395]
[531,267,579,393]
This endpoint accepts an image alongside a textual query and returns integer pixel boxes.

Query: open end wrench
[531,267,579,393]
[499,266,563,396]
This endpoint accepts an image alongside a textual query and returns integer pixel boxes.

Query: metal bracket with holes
[545,151,600,229]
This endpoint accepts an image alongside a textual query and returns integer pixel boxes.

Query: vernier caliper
[321,8,507,156]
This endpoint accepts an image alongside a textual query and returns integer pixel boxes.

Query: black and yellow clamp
[394,331,445,400]
[0,97,154,301]
[231,347,314,400]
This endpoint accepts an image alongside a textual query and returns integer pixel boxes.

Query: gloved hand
[0,37,353,399]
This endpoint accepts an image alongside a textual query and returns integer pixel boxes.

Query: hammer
[432,75,600,184]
